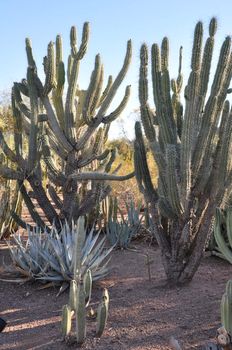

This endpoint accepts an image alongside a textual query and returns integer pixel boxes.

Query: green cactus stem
[61,304,72,339]
[96,288,109,337]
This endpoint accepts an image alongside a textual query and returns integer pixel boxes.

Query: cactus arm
[45,128,68,161]
[13,83,32,118]
[0,131,25,169]
[11,212,34,231]
[47,184,63,210]
[27,174,60,226]
[134,121,158,202]
[102,85,131,124]
[96,288,109,337]
[27,67,39,173]
[98,75,113,106]
[41,135,67,186]
[0,166,24,180]
[180,22,203,203]
[65,23,90,142]
[83,269,92,307]
[73,217,86,279]
[61,304,72,339]
[195,18,216,129]
[104,148,117,173]
[76,148,110,169]
[43,42,56,96]
[151,43,176,146]
[82,55,102,125]
[42,96,73,152]
[192,36,232,179]
[52,35,65,130]
[76,280,86,344]
[69,279,77,311]
[19,182,48,230]
[69,171,134,182]
[74,40,131,151]
[166,145,184,216]
[160,38,177,137]
[95,40,132,120]
[139,44,165,176]
[25,38,36,68]
[90,65,104,115]
[11,93,22,159]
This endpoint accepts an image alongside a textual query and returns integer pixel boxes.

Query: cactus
[61,239,109,344]
[0,22,133,230]
[61,304,72,339]
[213,207,232,263]
[134,17,232,284]
[96,288,109,337]
[221,280,232,336]
[218,280,232,347]
[0,179,22,240]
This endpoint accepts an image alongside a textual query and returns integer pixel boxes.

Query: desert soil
[0,238,231,350]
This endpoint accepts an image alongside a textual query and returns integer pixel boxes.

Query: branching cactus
[134,17,232,284]
[0,22,133,230]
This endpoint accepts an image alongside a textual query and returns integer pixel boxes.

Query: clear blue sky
[1,0,232,138]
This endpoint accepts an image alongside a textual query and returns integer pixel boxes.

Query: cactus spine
[134,18,232,284]
[0,22,133,230]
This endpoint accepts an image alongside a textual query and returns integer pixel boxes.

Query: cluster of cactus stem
[61,217,109,344]
[212,207,232,263]
[134,17,232,284]
[218,280,232,348]
[0,22,133,231]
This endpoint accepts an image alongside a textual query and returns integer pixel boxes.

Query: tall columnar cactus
[134,17,232,284]
[0,22,133,230]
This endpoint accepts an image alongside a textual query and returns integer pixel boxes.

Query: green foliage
[6,219,113,284]
[134,17,232,284]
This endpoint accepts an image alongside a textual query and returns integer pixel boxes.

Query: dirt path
[0,241,231,350]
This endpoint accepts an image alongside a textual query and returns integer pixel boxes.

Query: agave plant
[106,198,143,249]
[106,218,136,249]
[6,220,113,284]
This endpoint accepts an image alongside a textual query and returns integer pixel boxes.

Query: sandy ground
[0,240,231,350]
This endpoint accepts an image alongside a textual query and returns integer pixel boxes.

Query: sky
[1,0,232,139]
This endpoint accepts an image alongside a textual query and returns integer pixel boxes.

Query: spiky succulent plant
[6,220,113,283]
